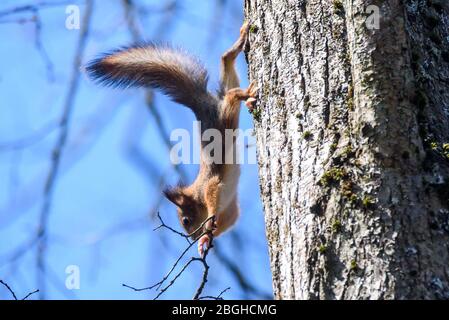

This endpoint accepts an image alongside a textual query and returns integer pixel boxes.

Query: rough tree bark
[245,0,449,299]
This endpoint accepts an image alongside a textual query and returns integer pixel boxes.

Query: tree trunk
[245,0,449,299]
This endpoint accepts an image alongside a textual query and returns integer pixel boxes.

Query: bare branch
[0,1,77,18]
[197,287,231,300]
[0,234,40,268]
[0,8,57,80]
[154,212,215,241]
[192,254,211,300]
[0,93,127,231]
[0,121,58,152]
[21,289,40,300]
[123,214,225,299]
[35,0,93,299]
[0,279,17,300]
[33,11,55,80]
[153,212,191,242]
[0,17,36,24]
[0,279,39,300]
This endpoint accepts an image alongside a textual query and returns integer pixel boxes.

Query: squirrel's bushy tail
[86,44,212,109]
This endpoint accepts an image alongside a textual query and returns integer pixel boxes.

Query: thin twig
[154,212,215,241]
[153,212,191,242]
[21,289,40,300]
[0,279,17,300]
[123,224,210,292]
[0,233,40,268]
[197,287,231,300]
[0,279,39,300]
[155,257,201,300]
[150,215,216,291]
[192,251,211,299]
[33,11,55,80]
[0,1,77,18]
[0,93,127,232]
[0,121,58,151]
[36,0,93,299]
[123,215,227,299]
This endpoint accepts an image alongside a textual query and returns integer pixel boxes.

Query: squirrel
[86,22,257,256]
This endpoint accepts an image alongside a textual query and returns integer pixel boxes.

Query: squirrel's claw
[247,81,256,95]
[211,218,218,231]
[198,234,212,257]
[245,98,257,109]
[245,81,258,110]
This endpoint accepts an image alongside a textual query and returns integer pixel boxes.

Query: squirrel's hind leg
[219,21,250,93]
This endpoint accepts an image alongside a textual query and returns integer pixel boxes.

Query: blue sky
[0,0,272,299]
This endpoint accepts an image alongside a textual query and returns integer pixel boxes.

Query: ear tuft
[163,186,185,207]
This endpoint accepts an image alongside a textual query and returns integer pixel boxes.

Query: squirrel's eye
[182,217,190,226]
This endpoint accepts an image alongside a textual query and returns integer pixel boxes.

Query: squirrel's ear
[163,187,186,207]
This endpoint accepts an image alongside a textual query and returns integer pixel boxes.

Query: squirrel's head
[163,186,207,238]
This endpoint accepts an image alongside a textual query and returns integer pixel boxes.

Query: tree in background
[246,0,449,299]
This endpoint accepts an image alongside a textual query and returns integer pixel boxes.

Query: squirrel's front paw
[245,81,258,110]
[198,233,212,257]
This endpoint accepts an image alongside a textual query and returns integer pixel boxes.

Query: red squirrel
[86,22,257,256]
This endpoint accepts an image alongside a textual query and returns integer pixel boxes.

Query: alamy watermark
[169,121,257,165]
[365,5,380,30]
[65,5,80,30]
[65,265,80,290]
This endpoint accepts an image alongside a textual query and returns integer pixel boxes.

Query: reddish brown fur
[164,23,257,253]
[88,22,257,255]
